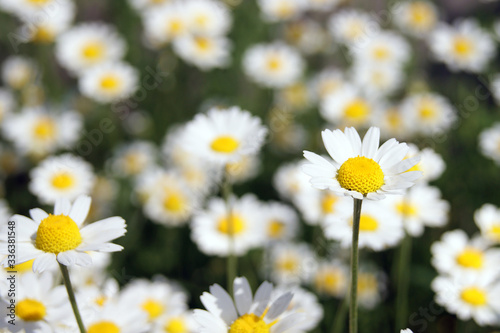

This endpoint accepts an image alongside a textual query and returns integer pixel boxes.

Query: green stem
[331,297,349,333]
[222,169,236,295]
[350,198,363,333]
[395,233,412,330]
[59,263,86,333]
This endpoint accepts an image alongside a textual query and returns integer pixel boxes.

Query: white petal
[374,138,398,162]
[193,309,227,333]
[252,281,273,317]
[32,253,56,273]
[233,277,252,316]
[54,198,71,215]
[322,129,354,164]
[10,215,38,240]
[344,127,362,155]
[77,242,123,252]
[29,209,48,224]
[272,313,308,333]
[378,143,409,170]
[265,292,293,321]
[361,127,380,159]
[388,155,420,174]
[79,217,126,244]
[57,250,92,267]
[69,195,91,226]
[303,151,338,170]
[209,284,238,324]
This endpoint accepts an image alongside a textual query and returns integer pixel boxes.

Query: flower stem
[395,232,412,330]
[59,263,86,333]
[350,198,363,333]
[222,170,236,294]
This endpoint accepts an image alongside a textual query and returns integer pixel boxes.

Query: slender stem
[222,169,236,294]
[395,232,412,330]
[59,263,86,333]
[350,198,363,333]
[331,297,349,333]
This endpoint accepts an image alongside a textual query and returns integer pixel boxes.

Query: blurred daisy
[0,195,126,273]
[69,252,113,289]
[309,68,345,103]
[0,88,15,122]
[262,201,299,242]
[372,104,411,140]
[474,204,500,244]
[350,31,410,67]
[357,266,386,309]
[266,242,316,285]
[351,63,404,99]
[384,184,449,237]
[109,141,157,178]
[179,106,267,166]
[173,35,231,70]
[79,61,139,104]
[257,0,307,22]
[2,106,82,157]
[191,194,266,256]
[306,0,340,12]
[431,229,500,278]
[313,260,348,298]
[393,1,438,37]
[405,144,446,183]
[283,20,327,55]
[293,188,350,225]
[274,81,312,111]
[194,276,307,332]
[328,10,380,45]
[0,0,61,17]
[432,274,500,326]
[243,42,305,89]
[129,0,170,12]
[143,2,188,46]
[75,277,120,311]
[273,161,312,201]
[324,198,404,250]
[55,23,126,75]
[1,56,37,90]
[478,123,500,165]
[152,311,198,333]
[29,154,95,204]
[400,93,456,136]
[303,126,421,200]
[225,154,261,184]
[428,19,495,73]
[184,0,232,36]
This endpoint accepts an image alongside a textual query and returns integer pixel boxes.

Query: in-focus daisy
[303,126,421,200]
[312,260,348,298]
[328,10,380,46]
[29,154,95,204]
[257,0,307,22]
[179,106,267,166]
[194,276,307,332]
[79,61,139,104]
[0,195,126,273]
[478,123,500,165]
[173,35,231,71]
[266,242,316,285]
[109,141,158,178]
[242,42,305,89]
[474,204,500,244]
[393,1,438,37]
[184,0,232,36]
[1,56,37,90]
[428,19,495,73]
[262,201,299,242]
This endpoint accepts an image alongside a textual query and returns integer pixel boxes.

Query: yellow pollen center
[210,136,239,153]
[315,270,343,295]
[456,248,484,269]
[267,56,283,71]
[195,37,212,52]
[453,36,473,57]
[410,3,434,27]
[337,156,384,195]
[27,0,50,4]
[10,259,35,273]
[276,2,292,18]
[82,42,105,61]
[164,317,187,333]
[229,313,272,333]
[87,321,120,333]
[33,118,56,139]
[95,296,108,307]
[217,214,246,235]
[268,220,285,238]
[277,256,298,272]
[358,273,378,294]
[33,26,54,43]
[321,193,338,214]
[488,225,500,241]
[396,202,418,217]
[194,14,208,27]
[169,19,184,35]
[163,192,185,213]
[372,46,390,60]
[100,75,120,90]
[142,299,164,320]
[51,172,75,190]
[356,214,379,232]
[344,99,370,121]
[35,214,82,254]
[419,105,436,120]
[461,287,487,306]
[16,299,46,321]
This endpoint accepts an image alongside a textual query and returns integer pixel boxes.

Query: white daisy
[327,10,380,46]
[431,229,500,278]
[272,161,312,201]
[173,35,231,71]
[274,81,312,111]
[0,194,126,273]
[194,276,307,333]
[55,23,126,75]
[428,19,495,73]
[1,56,37,90]
[29,154,95,204]
[357,266,386,309]
[109,141,158,178]
[257,0,307,22]
[79,61,139,104]
[405,144,446,183]
[312,260,348,298]
[69,252,113,290]
[184,0,232,36]
[474,204,500,244]
[191,194,266,256]
[478,122,500,165]
[225,154,261,184]
[324,198,404,250]
[0,88,15,123]
[350,31,410,67]
[372,104,412,141]
[306,0,340,12]
[293,187,350,226]
[152,311,198,333]
[242,42,305,89]
[351,62,404,99]
[142,2,188,46]
[179,106,267,166]
[308,68,345,103]
[283,20,327,55]
[266,242,316,285]
[262,201,299,243]
[302,126,421,200]
[393,1,438,37]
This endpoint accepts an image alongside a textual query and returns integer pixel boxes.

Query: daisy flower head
[302,126,421,201]
[309,69,345,103]
[479,122,500,165]
[194,276,308,333]
[312,260,348,298]
[357,266,386,309]
[0,194,126,273]
[1,56,37,90]
[474,204,500,244]
[372,104,412,141]
[266,242,316,285]
[79,61,139,104]
[262,201,299,243]
[273,161,312,201]
[109,140,158,178]
[0,88,15,122]
[404,144,446,183]
[428,19,495,73]
[242,42,305,89]
[283,20,327,55]
[142,2,188,46]
[393,1,438,37]
[184,0,232,36]
[173,35,232,71]
[152,311,198,333]
[351,62,404,99]
[328,9,380,46]
[293,187,350,226]
[180,106,267,166]
[257,0,307,22]
[29,154,95,204]
[350,31,410,67]
[225,154,261,184]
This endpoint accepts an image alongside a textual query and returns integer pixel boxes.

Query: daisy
[328,10,380,46]
[357,266,386,309]
[309,69,345,104]
[312,260,348,298]
[184,0,232,36]
[0,88,15,122]
[273,161,312,201]
[306,0,340,12]
[142,2,188,46]
[262,201,299,242]
[431,229,500,278]
[1,56,37,90]
[29,154,95,204]
[384,184,449,237]
[173,35,231,71]
[274,81,312,111]
[179,106,267,166]
[372,104,412,141]
[191,194,266,256]
[74,277,120,314]
[257,0,307,22]
[404,144,446,183]
[478,123,500,165]
[293,188,350,225]
[242,42,305,89]
[283,20,327,55]
[351,62,404,99]
[194,276,307,333]
[350,31,410,67]
[109,141,158,178]
[128,0,171,12]
[152,311,198,333]
[79,61,139,104]
[432,273,500,326]
[69,252,113,289]
[474,204,500,244]
[1,106,82,157]
[266,242,316,285]
[55,23,126,75]
[302,126,421,200]
[428,19,495,73]
[0,0,61,17]
[393,1,438,37]
[0,194,126,273]
[324,198,404,250]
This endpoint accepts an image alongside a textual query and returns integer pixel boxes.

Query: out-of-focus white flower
[350,31,410,67]
[257,0,307,22]
[393,1,438,37]
[262,201,299,243]
[283,20,327,55]
[1,56,37,90]
[479,122,500,165]
[266,242,316,285]
[313,260,348,298]
[475,203,500,244]
[184,0,232,36]
[173,35,231,70]
[328,10,380,46]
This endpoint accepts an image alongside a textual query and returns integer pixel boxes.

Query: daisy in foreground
[194,276,307,333]
[302,126,421,200]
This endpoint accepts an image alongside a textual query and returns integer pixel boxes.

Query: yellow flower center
[357,214,379,232]
[194,14,208,27]
[453,36,473,57]
[169,19,184,35]
[229,313,272,333]
[35,214,82,254]
[10,259,35,273]
[16,299,46,321]
[419,104,436,120]
[142,299,164,320]
[409,2,434,27]
[315,269,343,295]
[386,108,402,129]
[210,136,239,153]
[396,202,418,217]
[277,256,298,272]
[282,83,308,108]
[461,287,487,306]
[27,0,50,4]
[217,214,246,235]
[33,26,54,43]
[372,46,390,60]
[276,2,292,18]
[337,156,384,195]
[164,317,187,333]
[33,118,56,139]
[82,42,105,61]
[95,295,108,307]
[266,56,283,71]
[488,225,500,242]
[100,75,121,91]
[321,193,338,214]
[456,248,484,269]
[194,37,212,52]
[163,192,185,213]
[51,171,75,190]
[87,321,120,333]
[358,273,378,294]
[268,220,285,238]
[344,99,370,122]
